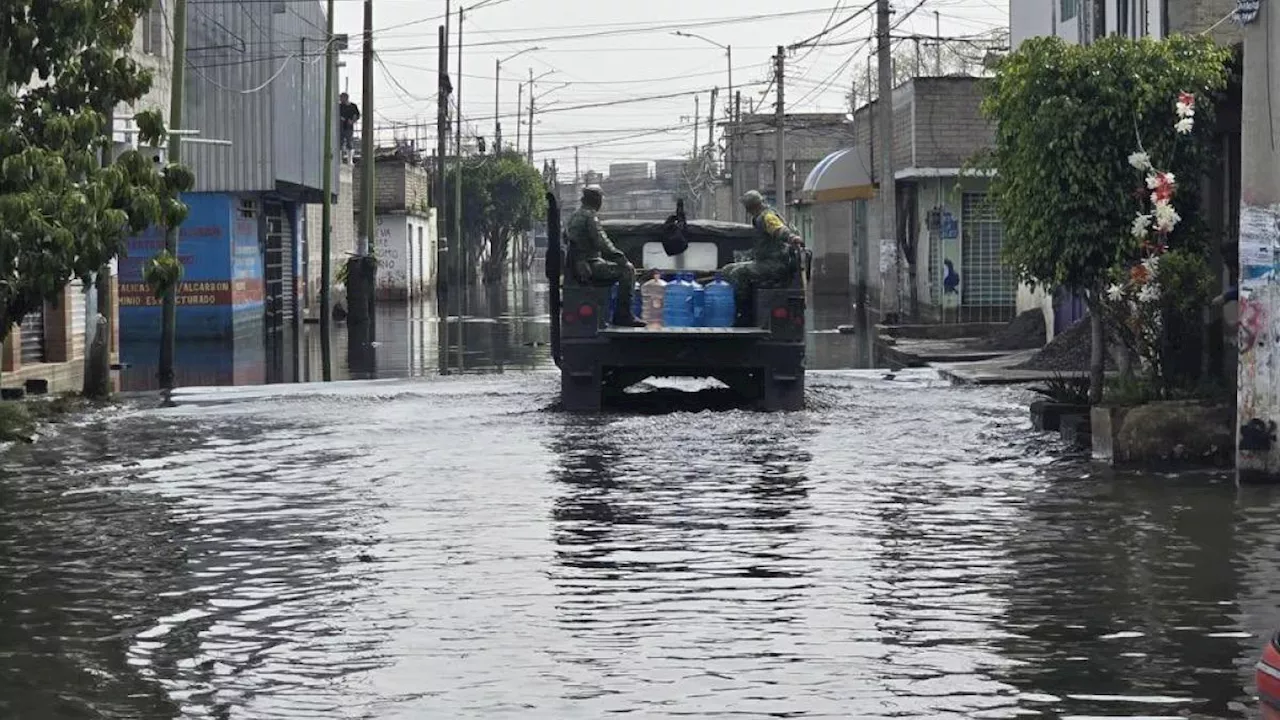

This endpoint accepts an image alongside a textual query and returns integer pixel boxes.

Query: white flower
[1138,282,1161,304]
[1141,254,1161,277]
[1107,284,1125,302]
[1146,171,1176,190]
[1153,201,1181,233]
[1128,152,1152,171]
[1131,213,1152,239]
[1175,117,1194,134]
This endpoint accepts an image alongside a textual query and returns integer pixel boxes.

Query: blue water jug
[631,281,642,319]
[705,273,736,327]
[663,273,694,327]
[608,281,618,320]
[691,275,707,327]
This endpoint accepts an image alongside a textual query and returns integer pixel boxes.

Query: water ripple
[0,370,1274,719]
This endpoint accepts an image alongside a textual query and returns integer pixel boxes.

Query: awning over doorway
[800,147,875,204]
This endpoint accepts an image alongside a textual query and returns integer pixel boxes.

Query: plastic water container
[663,273,694,328]
[631,281,642,320]
[705,274,736,327]
[641,273,666,327]
[691,275,707,327]
[608,282,618,320]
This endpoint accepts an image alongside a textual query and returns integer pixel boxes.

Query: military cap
[741,190,764,206]
[582,184,604,201]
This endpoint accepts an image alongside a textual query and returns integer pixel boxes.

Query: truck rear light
[562,310,577,323]
[771,307,789,320]
[579,304,595,318]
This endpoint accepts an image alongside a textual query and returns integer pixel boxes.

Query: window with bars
[960,193,1015,309]
[141,4,165,56]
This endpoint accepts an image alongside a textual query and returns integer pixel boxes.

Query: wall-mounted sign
[1236,0,1261,24]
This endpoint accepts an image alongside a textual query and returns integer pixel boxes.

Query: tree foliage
[0,0,190,344]
[444,151,547,284]
[980,35,1231,295]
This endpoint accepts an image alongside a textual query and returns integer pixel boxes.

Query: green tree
[980,35,1230,402]
[444,151,546,285]
[0,0,190,357]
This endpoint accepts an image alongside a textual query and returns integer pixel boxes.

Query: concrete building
[798,77,1010,319]
[1011,0,1242,47]
[116,0,333,388]
[353,156,438,300]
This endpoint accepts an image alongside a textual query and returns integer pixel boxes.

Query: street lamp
[495,46,542,152]
[673,31,732,117]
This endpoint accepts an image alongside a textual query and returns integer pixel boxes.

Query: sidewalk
[933,350,1092,386]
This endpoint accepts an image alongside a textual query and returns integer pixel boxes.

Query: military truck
[545,192,810,413]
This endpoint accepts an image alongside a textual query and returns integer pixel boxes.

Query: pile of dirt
[976,309,1047,351]
[1017,315,1114,372]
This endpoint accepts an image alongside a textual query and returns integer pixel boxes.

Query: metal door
[960,193,1016,322]
[19,308,44,364]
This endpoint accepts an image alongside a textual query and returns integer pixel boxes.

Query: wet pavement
[2,283,1279,719]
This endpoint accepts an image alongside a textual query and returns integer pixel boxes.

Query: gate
[960,193,1016,322]
[19,308,44,364]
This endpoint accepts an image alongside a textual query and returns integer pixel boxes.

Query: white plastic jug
[640,273,666,328]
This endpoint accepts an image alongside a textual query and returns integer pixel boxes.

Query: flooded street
[2,286,1278,719]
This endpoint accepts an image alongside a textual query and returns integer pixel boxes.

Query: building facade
[117,0,333,388]
[353,156,437,300]
[798,77,1012,320]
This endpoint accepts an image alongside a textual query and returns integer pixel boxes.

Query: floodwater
[2,282,1278,719]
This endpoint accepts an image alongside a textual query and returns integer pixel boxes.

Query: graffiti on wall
[927,205,961,309]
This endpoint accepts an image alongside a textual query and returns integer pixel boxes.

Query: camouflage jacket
[565,207,627,266]
[749,207,799,264]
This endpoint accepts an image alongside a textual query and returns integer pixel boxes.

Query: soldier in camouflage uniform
[565,185,646,327]
[721,190,804,319]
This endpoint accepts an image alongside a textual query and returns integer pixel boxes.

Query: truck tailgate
[598,327,771,339]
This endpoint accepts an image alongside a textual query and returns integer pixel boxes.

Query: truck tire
[561,367,603,412]
[758,369,804,412]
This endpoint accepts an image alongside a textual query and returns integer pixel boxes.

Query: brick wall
[911,78,994,169]
[304,164,357,310]
[352,159,432,214]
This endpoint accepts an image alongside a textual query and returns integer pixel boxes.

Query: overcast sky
[333,0,1008,177]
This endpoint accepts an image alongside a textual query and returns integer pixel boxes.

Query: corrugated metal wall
[183,0,329,198]
[270,4,328,197]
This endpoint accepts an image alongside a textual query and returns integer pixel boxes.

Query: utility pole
[494,58,502,152]
[515,81,523,156]
[876,0,898,320]
[455,7,465,293]
[774,46,786,214]
[84,107,114,398]
[693,94,700,158]
[527,68,534,164]
[1236,0,1280,483]
[707,86,717,154]
[358,0,374,257]
[319,0,337,380]
[935,10,943,75]
[733,91,741,220]
[436,20,449,299]
[158,0,188,390]
[574,145,579,187]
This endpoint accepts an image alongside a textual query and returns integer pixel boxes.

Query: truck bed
[598,327,771,338]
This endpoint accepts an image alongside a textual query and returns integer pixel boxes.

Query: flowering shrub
[1103,92,1215,386]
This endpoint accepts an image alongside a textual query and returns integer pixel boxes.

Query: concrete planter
[1031,400,1091,432]
[1091,401,1233,469]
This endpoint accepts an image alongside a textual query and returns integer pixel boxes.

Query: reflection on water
[119,277,878,391]
[3,371,1276,718]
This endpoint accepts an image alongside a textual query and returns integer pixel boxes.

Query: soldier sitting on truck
[565,185,646,327]
[720,189,805,324]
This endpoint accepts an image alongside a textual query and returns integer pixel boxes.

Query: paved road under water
[2,286,1279,719]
